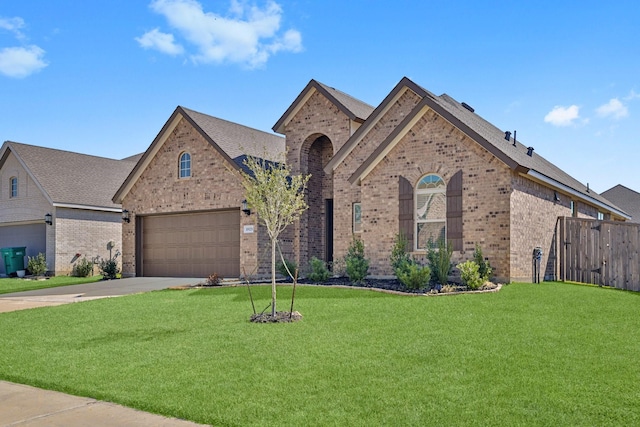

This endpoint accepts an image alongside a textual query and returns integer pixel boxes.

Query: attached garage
[140,210,240,278]
[0,223,46,275]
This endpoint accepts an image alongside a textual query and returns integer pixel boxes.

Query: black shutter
[446,170,463,251]
[399,176,414,250]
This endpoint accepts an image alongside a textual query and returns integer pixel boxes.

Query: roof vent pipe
[504,131,511,141]
[513,130,517,147]
[587,183,590,193]
[461,102,475,113]
[527,147,534,156]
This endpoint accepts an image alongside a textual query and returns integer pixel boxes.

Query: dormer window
[179,152,191,178]
[10,177,17,198]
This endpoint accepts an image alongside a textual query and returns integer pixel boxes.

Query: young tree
[241,154,310,317]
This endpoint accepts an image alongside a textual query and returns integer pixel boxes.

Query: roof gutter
[52,203,122,213]
[526,170,631,219]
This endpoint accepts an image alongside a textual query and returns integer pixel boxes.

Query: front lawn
[0,275,103,295]
[0,282,638,425]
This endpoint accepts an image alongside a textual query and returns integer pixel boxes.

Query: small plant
[27,253,47,276]
[97,250,120,280]
[307,256,330,283]
[345,238,369,283]
[72,257,94,277]
[276,258,298,279]
[206,273,223,286]
[390,233,411,271]
[473,244,492,281]
[457,260,484,290]
[395,259,431,290]
[426,238,453,287]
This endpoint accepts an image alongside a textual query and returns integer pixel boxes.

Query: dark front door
[325,199,334,265]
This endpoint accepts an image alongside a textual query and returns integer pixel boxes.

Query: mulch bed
[250,311,303,323]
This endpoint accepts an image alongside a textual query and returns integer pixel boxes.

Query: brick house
[112,106,285,278]
[274,77,629,282]
[0,141,139,276]
[114,78,628,282]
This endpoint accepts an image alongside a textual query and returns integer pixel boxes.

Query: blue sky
[1,0,639,193]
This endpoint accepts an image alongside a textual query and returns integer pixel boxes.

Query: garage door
[142,210,240,277]
[0,223,46,275]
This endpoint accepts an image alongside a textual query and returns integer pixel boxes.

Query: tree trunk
[271,238,277,317]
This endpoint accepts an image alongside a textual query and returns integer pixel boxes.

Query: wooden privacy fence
[557,217,640,291]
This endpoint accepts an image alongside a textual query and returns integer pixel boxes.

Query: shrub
[395,259,431,290]
[27,253,47,276]
[390,233,411,271]
[307,256,330,283]
[426,238,453,287]
[206,273,223,286]
[72,257,94,277]
[276,259,298,279]
[345,238,369,283]
[473,244,492,281]
[457,260,484,290]
[98,249,120,280]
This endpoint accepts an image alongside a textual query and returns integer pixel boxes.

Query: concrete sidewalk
[0,381,209,426]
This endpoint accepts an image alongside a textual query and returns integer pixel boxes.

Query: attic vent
[461,102,475,113]
[504,131,511,141]
[527,147,534,156]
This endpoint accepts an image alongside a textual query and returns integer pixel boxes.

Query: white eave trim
[53,203,122,213]
[526,170,631,219]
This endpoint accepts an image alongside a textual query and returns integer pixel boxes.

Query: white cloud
[136,28,184,55]
[0,16,26,40]
[625,89,640,101]
[0,45,48,78]
[544,105,581,127]
[596,98,628,119]
[142,0,302,68]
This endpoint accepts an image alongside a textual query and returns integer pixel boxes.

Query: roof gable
[344,77,628,218]
[273,79,374,134]
[1,141,138,211]
[113,106,285,203]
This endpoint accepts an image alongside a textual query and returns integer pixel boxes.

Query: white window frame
[179,152,191,178]
[415,174,446,250]
[9,176,17,198]
[353,202,362,233]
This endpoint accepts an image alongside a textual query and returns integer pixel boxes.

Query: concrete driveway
[0,277,204,313]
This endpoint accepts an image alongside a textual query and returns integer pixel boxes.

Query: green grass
[0,282,639,426]
[0,275,103,294]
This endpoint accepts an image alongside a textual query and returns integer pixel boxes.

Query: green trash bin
[1,247,26,275]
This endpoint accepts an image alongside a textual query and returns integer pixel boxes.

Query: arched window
[179,152,191,178]
[415,174,446,250]
[10,176,17,198]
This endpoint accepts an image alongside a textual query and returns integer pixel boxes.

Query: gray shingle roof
[272,79,374,134]
[430,91,620,210]
[601,185,640,223]
[314,81,375,122]
[3,141,139,210]
[181,107,285,162]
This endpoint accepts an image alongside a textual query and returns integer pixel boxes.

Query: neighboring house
[112,106,285,278]
[273,77,628,282]
[113,78,628,283]
[601,184,640,223]
[0,141,140,276]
